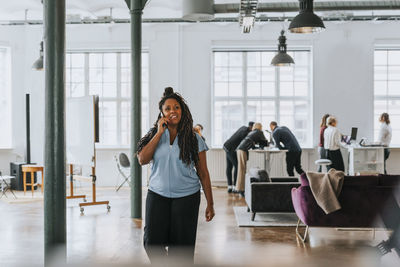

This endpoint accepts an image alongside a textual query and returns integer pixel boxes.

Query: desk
[347,146,384,175]
[250,148,288,176]
[0,175,17,199]
[21,165,44,196]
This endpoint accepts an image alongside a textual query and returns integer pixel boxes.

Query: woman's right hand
[157,117,169,134]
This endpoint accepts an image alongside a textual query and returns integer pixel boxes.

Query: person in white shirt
[378,113,392,174]
[324,116,345,171]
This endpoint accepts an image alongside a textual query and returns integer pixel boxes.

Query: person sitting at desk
[270,121,304,177]
[235,123,268,197]
[377,112,392,174]
[324,116,346,172]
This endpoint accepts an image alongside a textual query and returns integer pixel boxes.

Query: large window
[374,49,400,145]
[66,51,149,146]
[0,47,11,148]
[212,51,312,147]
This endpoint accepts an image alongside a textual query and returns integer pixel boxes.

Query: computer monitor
[350,127,358,140]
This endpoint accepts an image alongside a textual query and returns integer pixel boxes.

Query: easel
[78,165,110,214]
[66,164,86,202]
[66,95,110,214]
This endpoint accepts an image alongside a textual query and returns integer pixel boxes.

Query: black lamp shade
[271,53,294,66]
[289,12,325,33]
[271,30,295,66]
[289,0,325,34]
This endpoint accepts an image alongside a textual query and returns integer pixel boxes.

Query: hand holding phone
[158,112,168,133]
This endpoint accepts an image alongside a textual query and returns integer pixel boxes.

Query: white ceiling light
[182,0,214,22]
[239,0,258,34]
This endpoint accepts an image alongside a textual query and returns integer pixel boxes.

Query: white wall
[1,21,400,186]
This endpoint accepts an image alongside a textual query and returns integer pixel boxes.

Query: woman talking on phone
[137,87,215,264]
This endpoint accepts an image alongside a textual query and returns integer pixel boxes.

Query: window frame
[66,49,149,148]
[211,48,313,148]
[0,46,12,149]
[373,47,400,146]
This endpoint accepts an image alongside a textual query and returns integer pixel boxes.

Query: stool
[21,165,44,196]
[315,159,332,172]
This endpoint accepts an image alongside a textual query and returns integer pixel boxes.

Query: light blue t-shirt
[148,129,209,198]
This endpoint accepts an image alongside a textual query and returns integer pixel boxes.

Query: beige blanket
[306,169,345,214]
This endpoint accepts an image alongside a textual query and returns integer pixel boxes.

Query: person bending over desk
[223,121,254,193]
[235,123,268,197]
[270,121,304,177]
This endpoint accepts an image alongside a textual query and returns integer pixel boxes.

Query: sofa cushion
[378,174,400,186]
[343,175,379,186]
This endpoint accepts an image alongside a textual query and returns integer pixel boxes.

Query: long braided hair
[137,87,199,166]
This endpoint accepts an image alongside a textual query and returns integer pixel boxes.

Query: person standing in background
[378,113,392,174]
[235,123,268,197]
[194,124,206,142]
[324,116,345,172]
[270,121,304,177]
[318,114,330,172]
[223,121,254,193]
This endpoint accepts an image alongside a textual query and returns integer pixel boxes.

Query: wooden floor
[0,187,398,266]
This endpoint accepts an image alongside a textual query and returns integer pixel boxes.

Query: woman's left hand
[205,205,215,222]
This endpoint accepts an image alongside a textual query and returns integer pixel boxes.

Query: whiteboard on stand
[66,96,95,167]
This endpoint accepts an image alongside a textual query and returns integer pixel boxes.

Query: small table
[0,175,17,199]
[21,165,44,196]
[250,148,288,176]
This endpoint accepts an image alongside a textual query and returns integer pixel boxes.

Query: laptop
[341,127,358,145]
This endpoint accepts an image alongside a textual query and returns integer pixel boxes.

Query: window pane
[261,67,275,82]
[247,52,261,66]
[214,67,229,82]
[215,52,229,67]
[214,101,243,147]
[388,51,400,66]
[261,82,275,97]
[229,52,242,67]
[247,82,260,97]
[374,81,387,96]
[229,67,242,81]
[229,82,242,97]
[375,50,387,66]
[280,81,294,96]
[215,82,228,97]
[71,53,84,68]
[247,67,261,81]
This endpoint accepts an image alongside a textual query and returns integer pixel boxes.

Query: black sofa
[244,168,300,221]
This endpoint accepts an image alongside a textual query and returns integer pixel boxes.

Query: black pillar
[43,0,66,264]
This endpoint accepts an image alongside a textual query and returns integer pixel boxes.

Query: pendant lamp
[289,0,325,33]
[32,41,44,71]
[271,30,294,67]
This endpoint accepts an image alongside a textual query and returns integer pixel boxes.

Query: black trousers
[225,150,238,186]
[144,190,200,264]
[327,149,345,172]
[286,151,304,176]
[384,148,390,174]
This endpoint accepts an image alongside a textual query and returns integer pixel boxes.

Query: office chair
[114,153,131,192]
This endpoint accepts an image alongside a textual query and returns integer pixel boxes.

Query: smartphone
[160,112,167,128]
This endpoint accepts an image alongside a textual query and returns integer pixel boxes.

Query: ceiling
[0,0,400,24]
